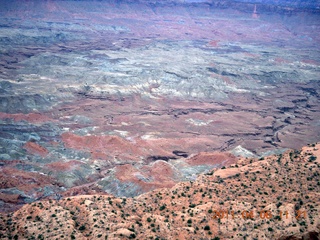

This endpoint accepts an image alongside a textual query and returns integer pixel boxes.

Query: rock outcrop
[0,143,319,239]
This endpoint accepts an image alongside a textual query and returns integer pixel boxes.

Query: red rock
[23,141,49,157]
[208,40,220,47]
[115,162,177,192]
[0,193,21,204]
[45,160,84,171]
[185,152,236,166]
[0,113,51,124]
[61,132,142,161]
[0,167,55,192]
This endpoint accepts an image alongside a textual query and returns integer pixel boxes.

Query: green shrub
[159,205,166,211]
[79,225,86,231]
[204,225,210,231]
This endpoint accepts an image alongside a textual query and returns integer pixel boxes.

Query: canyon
[0,1,319,238]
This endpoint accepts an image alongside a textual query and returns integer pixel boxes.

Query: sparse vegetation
[0,143,318,240]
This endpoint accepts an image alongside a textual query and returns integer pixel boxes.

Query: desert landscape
[0,0,319,239]
[0,142,319,239]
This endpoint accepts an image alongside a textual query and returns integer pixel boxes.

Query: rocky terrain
[0,142,319,239]
[0,0,319,223]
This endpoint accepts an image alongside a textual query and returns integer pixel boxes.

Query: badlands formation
[0,143,319,239]
[0,0,319,239]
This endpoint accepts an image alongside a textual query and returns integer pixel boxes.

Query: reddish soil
[0,167,54,191]
[1,143,319,240]
[23,142,49,157]
[0,113,51,124]
[185,152,237,166]
[45,160,84,171]
[207,40,220,47]
[61,132,143,161]
[0,193,21,204]
[114,162,177,192]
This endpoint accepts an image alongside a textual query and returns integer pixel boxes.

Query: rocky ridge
[1,0,320,214]
[0,143,319,239]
